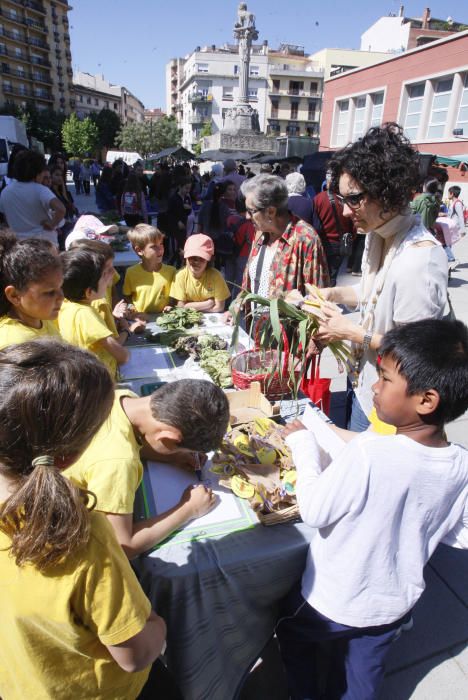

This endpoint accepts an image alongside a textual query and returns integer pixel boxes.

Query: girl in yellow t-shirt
[0,339,168,699]
[171,233,230,312]
[0,230,63,350]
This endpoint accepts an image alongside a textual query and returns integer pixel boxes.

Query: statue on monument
[224,3,260,134]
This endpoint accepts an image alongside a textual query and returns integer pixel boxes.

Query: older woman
[227,175,328,320]
[285,172,313,225]
[311,124,448,431]
[0,150,65,246]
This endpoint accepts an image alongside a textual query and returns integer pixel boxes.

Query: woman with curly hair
[310,123,448,431]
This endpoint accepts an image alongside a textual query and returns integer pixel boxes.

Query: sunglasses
[335,191,366,209]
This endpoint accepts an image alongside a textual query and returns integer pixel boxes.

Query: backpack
[123,191,140,215]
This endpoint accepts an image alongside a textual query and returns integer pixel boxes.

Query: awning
[147,146,196,161]
[434,153,468,167]
[198,149,264,162]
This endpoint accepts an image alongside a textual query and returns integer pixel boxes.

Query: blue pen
[194,452,203,482]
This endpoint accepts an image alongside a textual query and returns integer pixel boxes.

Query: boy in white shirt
[276,318,468,700]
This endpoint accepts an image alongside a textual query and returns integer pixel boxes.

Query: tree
[193,121,212,156]
[0,103,66,152]
[89,108,121,149]
[61,114,99,157]
[115,116,181,158]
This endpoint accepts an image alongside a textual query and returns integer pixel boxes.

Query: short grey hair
[285,172,306,195]
[240,174,289,214]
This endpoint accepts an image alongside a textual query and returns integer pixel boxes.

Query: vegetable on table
[156,307,204,330]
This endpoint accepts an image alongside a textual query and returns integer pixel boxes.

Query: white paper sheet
[146,460,247,529]
[120,346,172,379]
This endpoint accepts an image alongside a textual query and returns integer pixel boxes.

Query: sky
[69,1,463,110]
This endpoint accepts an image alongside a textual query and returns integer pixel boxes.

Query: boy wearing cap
[170,234,230,312]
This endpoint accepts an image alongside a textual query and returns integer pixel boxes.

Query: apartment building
[319,31,468,158]
[73,71,145,124]
[177,43,269,151]
[166,57,185,122]
[0,0,73,113]
[144,108,166,122]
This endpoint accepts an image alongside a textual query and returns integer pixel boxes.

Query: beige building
[166,57,185,123]
[144,107,166,122]
[310,47,392,80]
[73,71,145,124]
[0,0,74,113]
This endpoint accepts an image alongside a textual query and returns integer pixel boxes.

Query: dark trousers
[82,179,90,195]
[347,235,365,274]
[324,240,344,287]
[73,177,81,195]
[276,583,410,700]
[137,659,183,700]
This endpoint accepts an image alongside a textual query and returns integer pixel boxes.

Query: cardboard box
[226,382,280,425]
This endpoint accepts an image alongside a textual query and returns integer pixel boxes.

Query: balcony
[0,26,27,45]
[269,88,323,99]
[31,55,51,67]
[268,64,324,78]
[0,64,51,84]
[24,1,46,14]
[189,115,211,124]
[188,93,213,103]
[28,36,49,50]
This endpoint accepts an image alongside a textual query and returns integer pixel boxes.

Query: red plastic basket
[231,321,301,400]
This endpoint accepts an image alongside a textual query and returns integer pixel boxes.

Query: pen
[194,452,203,482]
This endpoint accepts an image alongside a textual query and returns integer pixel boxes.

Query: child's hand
[282,419,307,438]
[129,319,146,334]
[169,450,207,472]
[180,484,217,518]
[162,305,173,312]
[113,300,128,319]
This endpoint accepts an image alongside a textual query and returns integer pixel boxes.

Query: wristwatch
[362,329,373,354]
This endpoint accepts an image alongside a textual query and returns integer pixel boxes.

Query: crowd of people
[0,122,467,700]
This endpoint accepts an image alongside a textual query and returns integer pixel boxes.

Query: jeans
[443,244,456,262]
[346,381,370,432]
[276,583,411,700]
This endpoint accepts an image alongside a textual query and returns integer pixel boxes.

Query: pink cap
[184,234,214,261]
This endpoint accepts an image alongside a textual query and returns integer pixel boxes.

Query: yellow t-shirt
[0,510,151,700]
[171,266,230,303]
[0,316,60,350]
[92,298,118,337]
[64,390,143,515]
[105,269,121,308]
[58,299,116,378]
[123,263,175,313]
[368,406,397,435]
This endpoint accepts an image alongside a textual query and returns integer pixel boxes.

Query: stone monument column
[224,3,260,133]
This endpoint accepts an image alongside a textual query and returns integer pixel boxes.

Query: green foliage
[193,120,212,156]
[0,103,66,151]
[88,108,121,149]
[115,116,181,158]
[61,114,99,157]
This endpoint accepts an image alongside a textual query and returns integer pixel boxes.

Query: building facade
[73,71,144,124]
[0,0,73,113]
[319,31,468,158]
[144,107,165,122]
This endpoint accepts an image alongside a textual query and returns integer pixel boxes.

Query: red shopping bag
[300,355,331,416]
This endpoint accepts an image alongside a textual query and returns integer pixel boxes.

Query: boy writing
[277,319,468,700]
[65,379,230,558]
[58,247,129,377]
[123,224,175,317]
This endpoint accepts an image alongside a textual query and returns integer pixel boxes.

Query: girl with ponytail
[0,339,168,699]
[0,230,64,349]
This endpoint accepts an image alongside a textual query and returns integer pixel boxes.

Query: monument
[202,3,277,154]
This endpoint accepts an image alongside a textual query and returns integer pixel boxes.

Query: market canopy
[147,146,196,161]
[434,153,468,167]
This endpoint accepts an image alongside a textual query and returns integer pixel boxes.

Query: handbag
[328,192,353,256]
[300,355,332,416]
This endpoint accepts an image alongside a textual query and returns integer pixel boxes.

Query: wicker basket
[256,503,301,526]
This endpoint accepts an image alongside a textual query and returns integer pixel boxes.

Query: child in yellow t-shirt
[123,224,175,317]
[0,230,62,350]
[171,234,230,312]
[0,338,167,699]
[65,379,230,558]
[58,247,129,377]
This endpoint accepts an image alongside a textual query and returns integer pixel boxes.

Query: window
[404,83,425,141]
[222,107,229,122]
[290,101,299,120]
[197,63,209,73]
[370,92,384,127]
[223,86,233,100]
[79,94,83,102]
[87,96,91,104]
[352,96,367,139]
[94,98,99,106]
[250,65,259,77]
[289,81,303,96]
[114,102,118,110]
[271,99,279,118]
[427,77,453,139]
[335,99,349,145]
[272,79,280,93]
[248,87,258,100]
[308,101,316,120]
[310,81,318,94]
[105,100,109,108]
[234,65,239,75]
[455,73,468,137]
[287,124,300,135]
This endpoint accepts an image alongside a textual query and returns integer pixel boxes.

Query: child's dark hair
[0,230,62,315]
[150,379,230,452]
[13,150,47,182]
[0,338,114,570]
[380,319,468,425]
[69,238,115,262]
[61,248,106,302]
[449,186,461,198]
